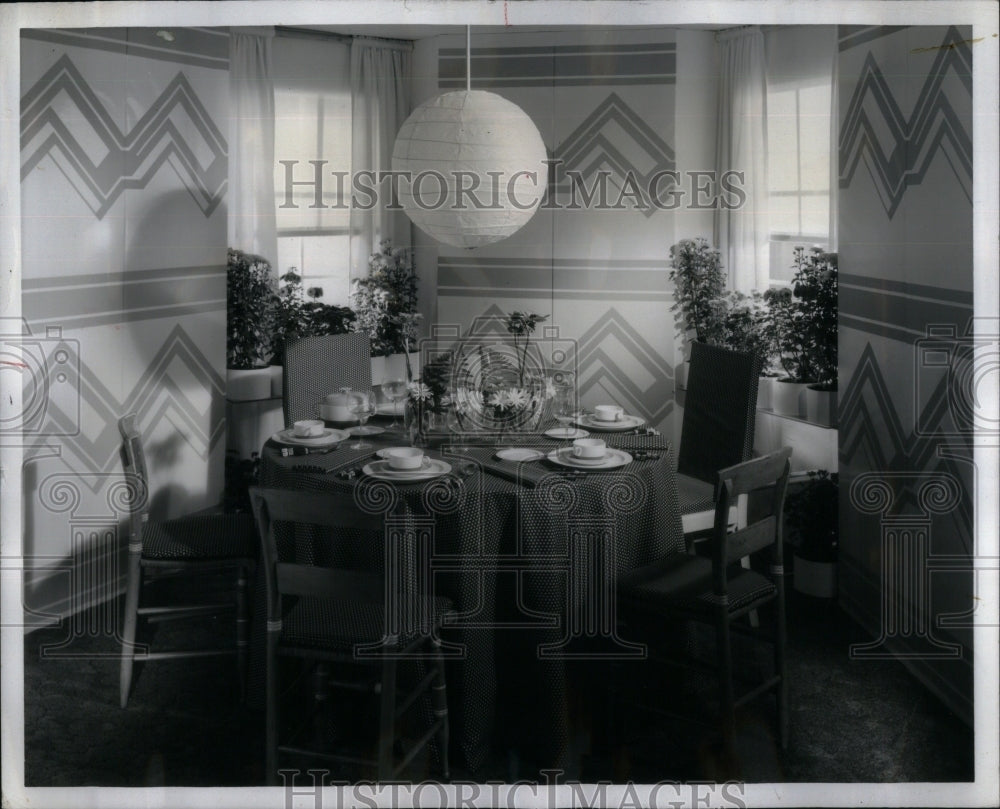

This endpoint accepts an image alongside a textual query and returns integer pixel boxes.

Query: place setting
[574,404,646,432]
[272,419,350,455]
[547,437,633,470]
[361,446,452,482]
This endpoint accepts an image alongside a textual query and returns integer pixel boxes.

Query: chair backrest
[282,333,373,426]
[117,413,150,549]
[250,487,428,632]
[678,342,762,483]
[709,447,792,595]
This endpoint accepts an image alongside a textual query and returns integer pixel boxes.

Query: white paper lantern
[392,90,548,249]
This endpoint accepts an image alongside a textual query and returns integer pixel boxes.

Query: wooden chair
[117,413,256,708]
[282,334,372,427]
[677,342,762,538]
[618,447,793,751]
[249,487,451,784]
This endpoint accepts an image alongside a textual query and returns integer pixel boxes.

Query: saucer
[362,458,451,481]
[273,428,349,447]
[544,426,590,439]
[547,447,632,470]
[496,447,545,462]
[576,414,646,432]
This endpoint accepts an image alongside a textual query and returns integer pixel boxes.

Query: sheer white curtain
[349,38,412,281]
[828,44,839,252]
[714,26,769,293]
[228,27,277,269]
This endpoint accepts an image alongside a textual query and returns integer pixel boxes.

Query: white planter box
[269,365,283,398]
[805,385,837,427]
[758,375,777,410]
[674,360,689,391]
[226,367,272,402]
[371,352,420,387]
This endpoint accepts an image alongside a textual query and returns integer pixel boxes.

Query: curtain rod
[275,26,412,49]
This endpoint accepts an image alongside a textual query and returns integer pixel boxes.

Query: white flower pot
[794,555,838,598]
[269,365,283,398]
[771,379,810,418]
[226,367,272,402]
[805,384,837,427]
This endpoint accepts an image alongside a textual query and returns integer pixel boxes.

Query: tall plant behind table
[227,248,277,403]
[668,238,727,347]
[352,239,421,363]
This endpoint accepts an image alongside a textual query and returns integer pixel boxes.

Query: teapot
[316,387,357,423]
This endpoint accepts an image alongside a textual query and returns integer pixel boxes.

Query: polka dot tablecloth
[250,425,685,773]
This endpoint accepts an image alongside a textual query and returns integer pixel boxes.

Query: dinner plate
[575,414,646,432]
[547,447,633,470]
[496,447,545,462]
[273,428,349,447]
[362,458,452,481]
[544,426,590,440]
[375,401,407,417]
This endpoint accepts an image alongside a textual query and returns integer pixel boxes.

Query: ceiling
[305,23,728,41]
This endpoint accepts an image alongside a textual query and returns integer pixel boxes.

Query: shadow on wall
[122,188,228,520]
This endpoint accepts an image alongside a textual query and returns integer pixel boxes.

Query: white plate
[576,414,646,432]
[273,428,349,447]
[496,448,545,462]
[362,458,452,481]
[376,401,406,416]
[544,426,590,439]
[547,447,633,470]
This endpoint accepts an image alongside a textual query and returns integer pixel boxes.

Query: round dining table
[250,419,685,774]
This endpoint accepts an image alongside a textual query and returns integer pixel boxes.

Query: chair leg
[119,553,143,709]
[265,631,280,786]
[715,607,736,753]
[429,638,450,781]
[236,563,250,703]
[377,657,397,781]
[775,574,789,749]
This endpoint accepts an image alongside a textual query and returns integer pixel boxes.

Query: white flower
[543,378,557,400]
[438,394,453,408]
[506,387,530,410]
[408,382,432,402]
[487,389,511,410]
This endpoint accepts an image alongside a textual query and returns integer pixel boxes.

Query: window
[272,34,353,305]
[765,28,836,284]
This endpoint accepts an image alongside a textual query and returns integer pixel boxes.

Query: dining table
[249,413,686,774]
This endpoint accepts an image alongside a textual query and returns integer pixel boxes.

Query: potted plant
[227,248,275,401]
[794,248,838,426]
[668,238,726,389]
[269,270,356,396]
[352,239,421,388]
[717,290,776,408]
[765,247,838,420]
[785,470,839,598]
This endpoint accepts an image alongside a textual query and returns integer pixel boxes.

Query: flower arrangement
[227,248,274,370]
[668,238,727,345]
[504,310,549,385]
[408,352,453,415]
[352,240,421,357]
[766,247,838,386]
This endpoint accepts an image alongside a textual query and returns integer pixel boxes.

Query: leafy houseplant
[785,470,839,597]
[668,238,727,346]
[352,240,420,358]
[716,291,774,366]
[766,247,838,386]
[269,269,356,365]
[227,248,274,370]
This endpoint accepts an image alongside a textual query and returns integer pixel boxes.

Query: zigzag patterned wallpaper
[427,31,680,431]
[17,28,229,620]
[836,25,976,723]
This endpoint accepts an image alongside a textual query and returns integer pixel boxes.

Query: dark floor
[20,584,974,787]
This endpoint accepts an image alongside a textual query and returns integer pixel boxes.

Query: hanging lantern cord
[466,25,471,92]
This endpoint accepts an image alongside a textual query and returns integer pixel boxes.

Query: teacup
[594,405,624,422]
[293,419,325,438]
[572,438,607,459]
[386,447,425,470]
